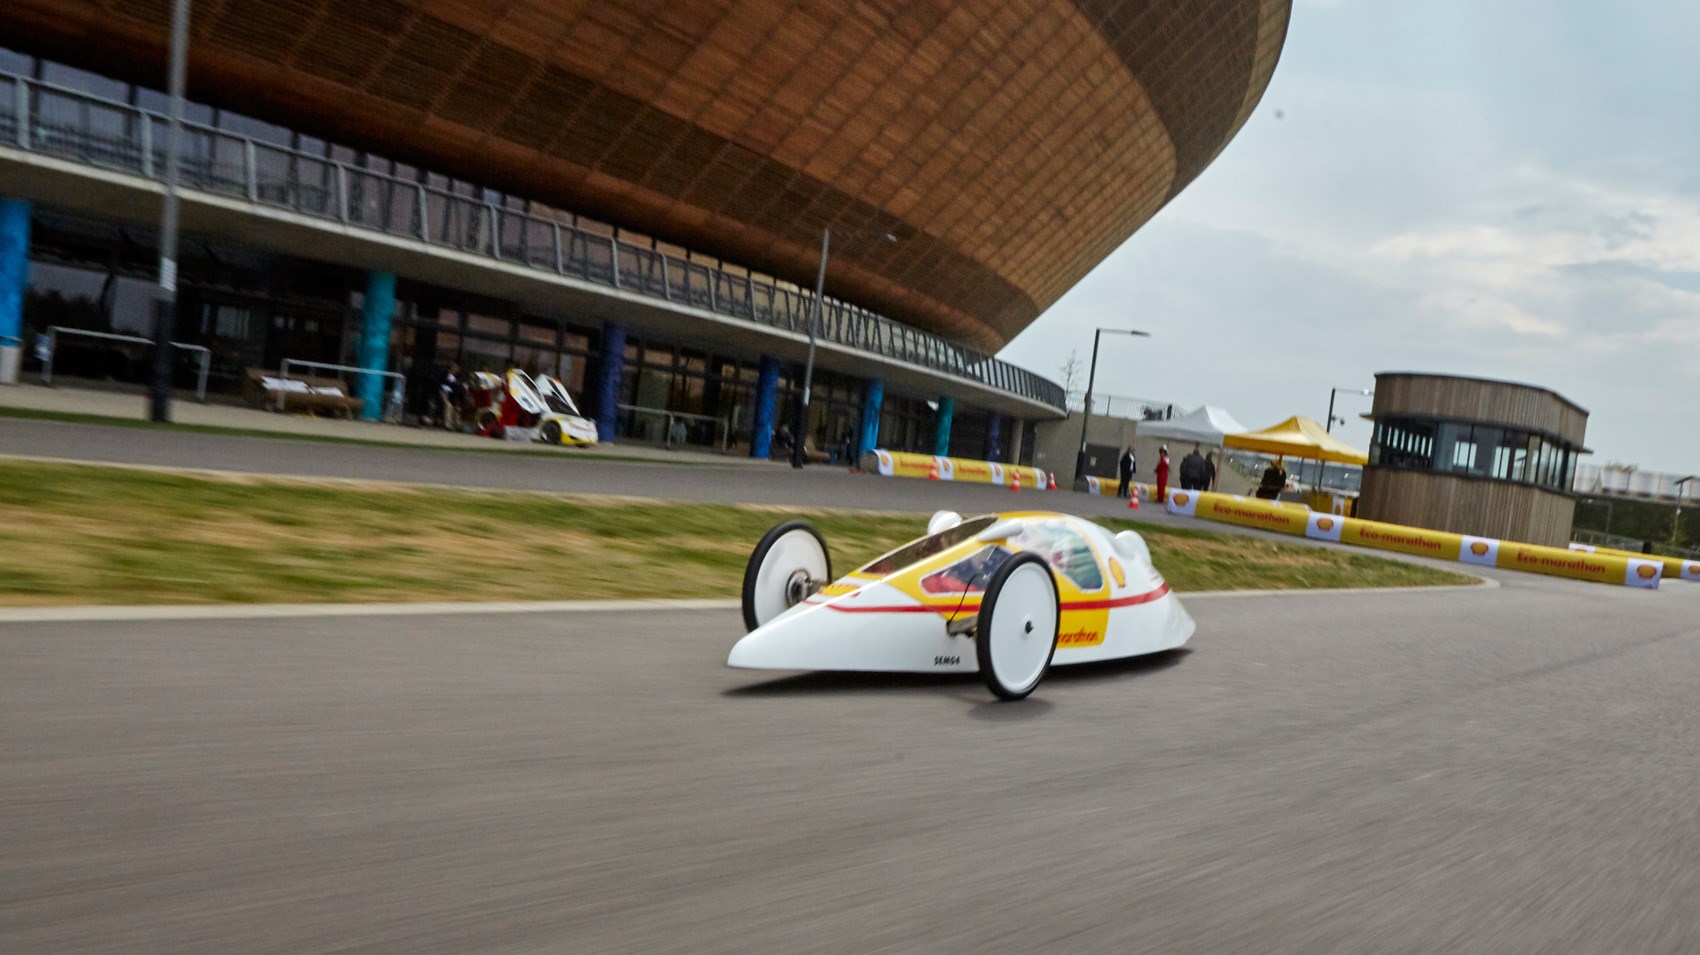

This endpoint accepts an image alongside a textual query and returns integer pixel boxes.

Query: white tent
[1136,405,1248,444]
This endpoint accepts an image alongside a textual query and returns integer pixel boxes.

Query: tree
[1060,349,1083,395]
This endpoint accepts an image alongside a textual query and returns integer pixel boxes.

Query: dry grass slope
[0,462,1475,606]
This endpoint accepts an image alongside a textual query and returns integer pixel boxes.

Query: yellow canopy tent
[1223,416,1368,465]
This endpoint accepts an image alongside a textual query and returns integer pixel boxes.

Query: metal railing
[618,403,730,452]
[0,71,1066,413]
[277,358,405,421]
[1571,528,1700,561]
[40,326,210,401]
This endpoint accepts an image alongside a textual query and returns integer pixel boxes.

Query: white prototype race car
[730,510,1194,700]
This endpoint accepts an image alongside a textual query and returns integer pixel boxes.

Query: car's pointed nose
[727,585,962,673]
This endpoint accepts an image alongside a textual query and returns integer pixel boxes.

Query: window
[1369,414,1579,491]
[862,517,999,576]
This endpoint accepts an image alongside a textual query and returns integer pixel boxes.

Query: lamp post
[1071,327,1151,488]
[792,227,895,468]
[148,0,192,423]
[1316,386,1372,490]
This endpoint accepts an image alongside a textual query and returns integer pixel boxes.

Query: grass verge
[0,460,1477,607]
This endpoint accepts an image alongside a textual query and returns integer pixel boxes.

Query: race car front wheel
[741,521,832,632]
[540,421,562,445]
[976,553,1060,701]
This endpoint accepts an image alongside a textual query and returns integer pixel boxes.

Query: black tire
[975,552,1061,701]
[540,420,563,445]
[741,520,832,632]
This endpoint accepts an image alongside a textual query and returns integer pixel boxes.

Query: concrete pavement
[2,577,1696,952]
[0,416,1169,520]
[0,380,782,468]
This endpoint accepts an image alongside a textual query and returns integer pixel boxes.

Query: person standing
[1116,445,1136,498]
[437,361,463,431]
[1257,457,1287,500]
[1180,445,1206,491]
[1204,452,1217,491]
[1155,445,1171,502]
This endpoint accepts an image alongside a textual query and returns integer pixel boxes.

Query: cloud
[1002,5,1700,472]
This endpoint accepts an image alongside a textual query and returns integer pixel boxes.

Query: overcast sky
[999,0,1699,474]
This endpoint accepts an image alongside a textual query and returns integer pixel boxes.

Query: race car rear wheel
[976,553,1060,701]
[741,521,832,632]
[539,420,562,445]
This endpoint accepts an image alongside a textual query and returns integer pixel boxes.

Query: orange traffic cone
[1010,472,1022,492]
[927,460,940,480]
[1046,472,1057,491]
[1127,493,1140,510]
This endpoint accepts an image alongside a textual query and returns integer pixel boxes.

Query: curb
[0,597,741,624]
[0,576,1499,623]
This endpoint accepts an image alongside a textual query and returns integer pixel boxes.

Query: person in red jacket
[1155,445,1171,502]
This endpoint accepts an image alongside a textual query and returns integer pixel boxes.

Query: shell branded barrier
[1165,490,1662,589]
[866,450,1050,490]
[1083,476,1154,500]
[1568,544,1700,583]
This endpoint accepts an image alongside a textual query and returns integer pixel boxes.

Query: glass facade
[0,46,1029,459]
[1370,415,1580,493]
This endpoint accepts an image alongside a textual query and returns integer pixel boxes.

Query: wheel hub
[784,569,814,607]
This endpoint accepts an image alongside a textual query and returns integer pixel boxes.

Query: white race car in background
[730,510,1194,700]
[484,369,599,446]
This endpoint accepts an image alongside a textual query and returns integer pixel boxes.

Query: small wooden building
[1358,373,1588,547]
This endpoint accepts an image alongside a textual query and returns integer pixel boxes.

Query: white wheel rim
[752,530,829,626]
[988,563,1056,694]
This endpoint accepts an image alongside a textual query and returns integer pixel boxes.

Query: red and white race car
[730,510,1194,700]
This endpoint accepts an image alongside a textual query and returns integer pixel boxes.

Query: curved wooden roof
[7,0,1290,351]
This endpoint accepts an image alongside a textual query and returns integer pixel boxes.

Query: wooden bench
[242,368,365,418]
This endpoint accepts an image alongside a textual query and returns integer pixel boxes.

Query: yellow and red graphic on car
[806,512,1116,647]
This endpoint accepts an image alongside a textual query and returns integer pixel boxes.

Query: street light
[1315,386,1372,490]
[1071,327,1152,488]
[148,0,192,423]
[792,226,896,469]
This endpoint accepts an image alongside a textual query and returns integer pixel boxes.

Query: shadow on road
[724,670,981,697]
[1043,647,1192,684]
[722,648,1191,706]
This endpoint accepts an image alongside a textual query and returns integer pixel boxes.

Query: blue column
[0,200,30,385]
[933,396,954,457]
[750,355,780,458]
[858,377,884,460]
[355,271,396,420]
[594,322,628,443]
[984,412,1004,462]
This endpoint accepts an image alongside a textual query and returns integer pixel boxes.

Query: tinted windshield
[859,516,998,576]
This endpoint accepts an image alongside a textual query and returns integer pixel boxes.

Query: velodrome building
[0,0,1289,459]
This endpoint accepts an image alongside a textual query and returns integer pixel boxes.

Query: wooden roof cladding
[1370,373,1590,448]
[5,0,1290,352]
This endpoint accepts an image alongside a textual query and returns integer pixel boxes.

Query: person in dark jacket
[1179,446,1207,491]
[1203,453,1217,491]
[1257,457,1287,500]
[1116,445,1136,498]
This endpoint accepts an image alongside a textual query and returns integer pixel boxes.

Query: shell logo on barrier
[1108,558,1126,588]
[875,450,893,473]
[1686,562,1700,580]
[1174,493,1190,507]
[1470,542,1490,557]
[1638,564,1659,580]
[1317,518,1334,532]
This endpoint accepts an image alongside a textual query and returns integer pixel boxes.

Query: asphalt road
[5,575,1699,953]
[0,417,1175,521]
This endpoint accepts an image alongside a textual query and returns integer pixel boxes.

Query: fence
[278,358,405,421]
[40,326,210,401]
[618,403,730,452]
[0,70,1066,414]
